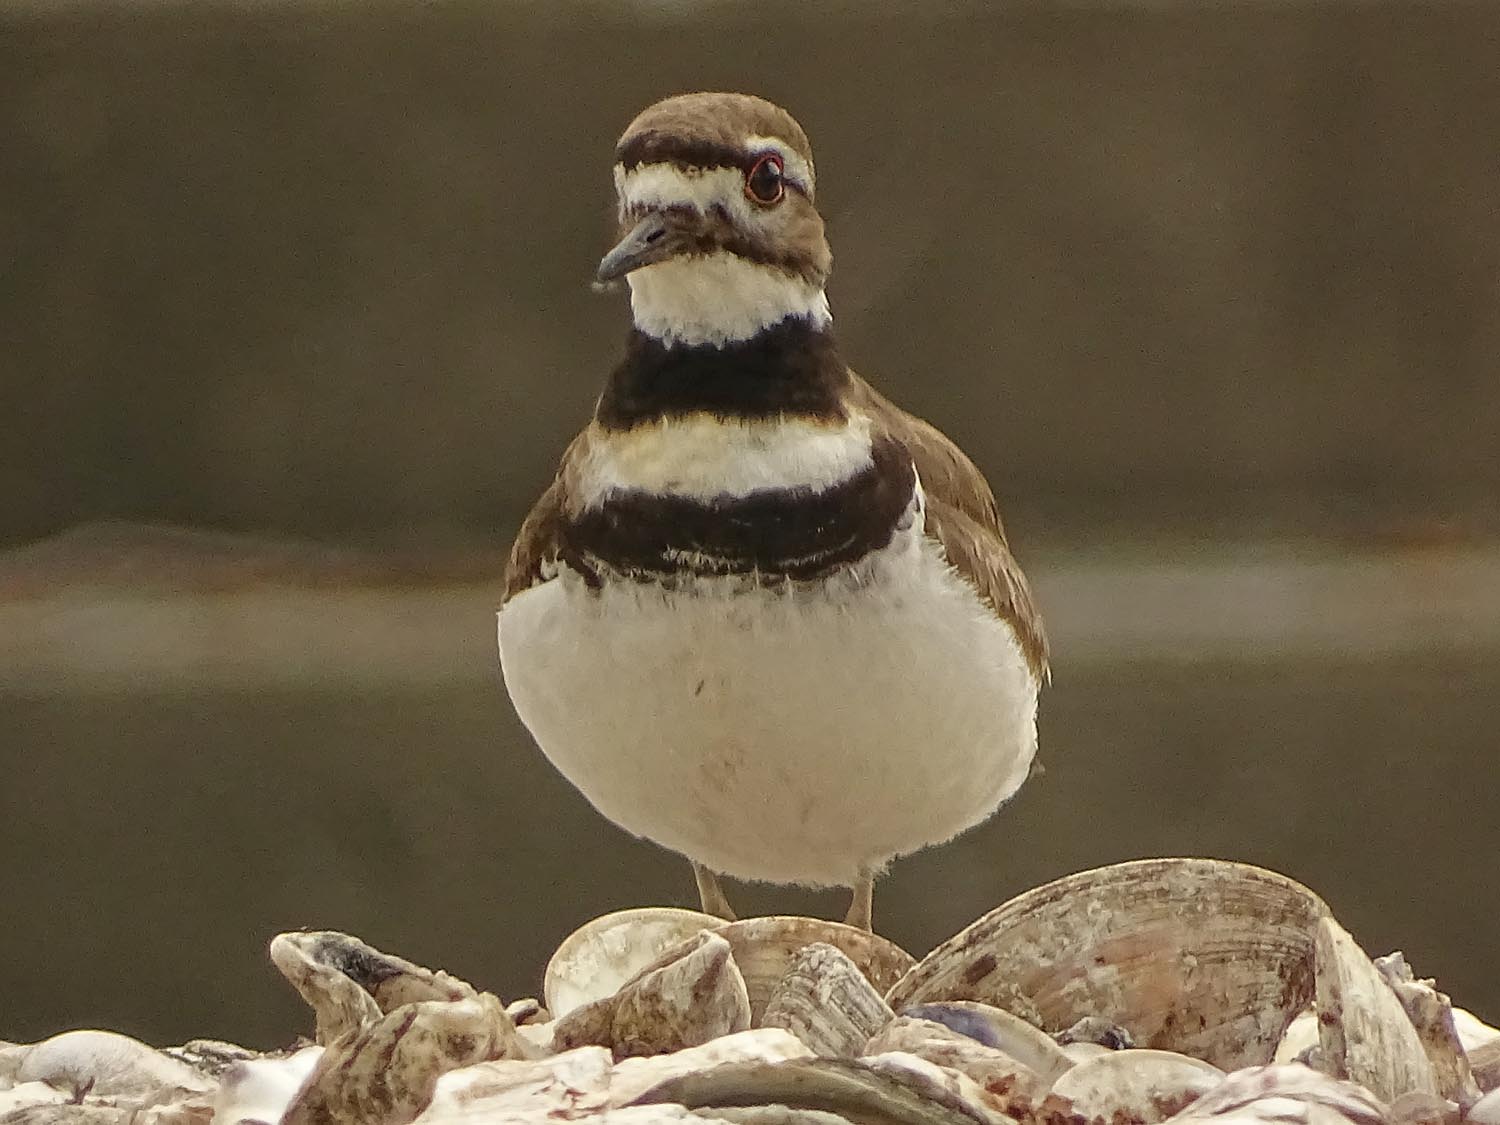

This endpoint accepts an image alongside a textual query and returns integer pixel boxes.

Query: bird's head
[597,92,833,348]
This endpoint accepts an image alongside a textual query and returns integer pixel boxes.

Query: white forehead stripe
[576,414,873,505]
[628,251,831,347]
[615,164,751,221]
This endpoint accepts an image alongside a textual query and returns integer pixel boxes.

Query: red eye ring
[744,153,786,204]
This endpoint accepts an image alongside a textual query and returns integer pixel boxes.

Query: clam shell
[15,1030,215,1102]
[544,907,725,1019]
[898,1002,1073,1087]
[1050,1048,1224,1122]
[1315,919,1440,1103]
[886,858,1329,1070]
[762,943,894,1057]
[712,917,914,1023]
[553,930,752,1057]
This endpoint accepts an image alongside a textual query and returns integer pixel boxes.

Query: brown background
[1,1,1497,1050]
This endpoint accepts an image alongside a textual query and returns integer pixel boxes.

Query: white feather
[574,414,872,505]
[628,251,830,347]
[497,515,1039,888]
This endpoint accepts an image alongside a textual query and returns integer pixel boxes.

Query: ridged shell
[544,907,725,1019]
[885,858,1329,1070]
[761,943,893,1057]
[712,917,915,1023]
[1050,1048,1224,1122]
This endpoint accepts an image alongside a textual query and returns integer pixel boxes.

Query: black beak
[596,211,696,283]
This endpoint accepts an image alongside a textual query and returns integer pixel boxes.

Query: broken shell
[282,993,522,1125]
[1372,952,1480,1104]
[16,1030,215,1103]
[544,907,725,1019]
[553,930,752,1057]
[629,1056,997,1125]
[1169,1062,1388,1125]
[214,1047,324,1125]
[1274,1010,1321,1066]
[1050,1048,1224,1122]
[762,943,893,1058]
[866,1017,1049,1103]
[1315,918,1440,1103]
[610,1029,815,1106]
[1469,1087,1500,1125]
[160,1039,259,1078]
[886,858,1329,1070]
[269,930,478,1044]
[1471,1039,1500,1094]
[900,1001,1073,1086]
[711,917,914,1023]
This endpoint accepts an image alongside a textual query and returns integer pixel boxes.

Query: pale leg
[844,872,874,931]
[693,861,737,921]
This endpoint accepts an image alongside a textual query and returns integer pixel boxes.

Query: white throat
[628,251,831,348]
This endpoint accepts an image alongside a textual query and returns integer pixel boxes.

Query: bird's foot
[692,862,737,921]
[844,873,874,931]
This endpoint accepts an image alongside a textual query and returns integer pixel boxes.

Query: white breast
[497,520,1039,888]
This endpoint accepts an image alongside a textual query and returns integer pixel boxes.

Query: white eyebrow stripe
[614,163,756,224]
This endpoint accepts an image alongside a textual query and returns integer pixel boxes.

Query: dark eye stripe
[616,133,808,194]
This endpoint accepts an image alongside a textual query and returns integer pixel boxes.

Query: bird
[497,92,1047,932]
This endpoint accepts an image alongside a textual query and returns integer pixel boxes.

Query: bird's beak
[596,211,697,284]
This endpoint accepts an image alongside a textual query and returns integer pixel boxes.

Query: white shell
[1051,1049,1224,1122]
[865,1017,1049,1103]
[897,1001,1073,1086]
[544,908,725,1019]
[552,931,752,1057]
[215,1047,324,1125]
[1372,951,1480,1103]
[762,943,893,1057]
[709,916,914,1023]
[15,1030,215,1102]
[887,858,1329,1070]
[1314,918,1439,1103]
[1167,1062,1388,1125]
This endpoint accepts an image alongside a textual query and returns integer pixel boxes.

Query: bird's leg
[692,862,737,921]
[844,871,875,931]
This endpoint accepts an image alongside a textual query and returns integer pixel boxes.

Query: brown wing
[502,433,586,604]
[848,374,1050,681]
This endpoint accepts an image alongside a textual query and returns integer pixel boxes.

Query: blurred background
[2,0,1498,1051]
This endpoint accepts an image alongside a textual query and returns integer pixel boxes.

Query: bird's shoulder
[502,430,588,604]
[848,372,1050,681]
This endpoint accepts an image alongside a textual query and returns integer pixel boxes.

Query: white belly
[497,527,1039,887]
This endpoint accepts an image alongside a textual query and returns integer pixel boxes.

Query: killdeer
[498,92,1047,931]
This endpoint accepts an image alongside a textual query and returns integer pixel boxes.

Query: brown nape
[615,92,816,196]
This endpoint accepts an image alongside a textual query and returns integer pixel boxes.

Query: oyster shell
[1315,918,1439,1103]
[629,1056,999,1125]
[900,1001,1073,1086]
[710,917,914,1023]
[865,1016,1048,1102]
[1166,1062,1387,1125]
[14,1030,214,1103]
[553,931,752,1057]
[1050,1048,1224,1122]
[762,943,893,1058]
[283,994,520,1125]
[886,858,1329,1070]
[1372,952,1480,1104]
[545,908,726,1019]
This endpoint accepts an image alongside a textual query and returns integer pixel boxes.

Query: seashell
[1274,1010,1322,1067]
[762,943,893,1058]
[0,1081,69,1115]
[1050,1048,1223,1122]
[1315,918,1440,1103]
[863,1050,1014,1120]
[15,1030,215,1103]
[544,907,726,1019]
[159,1039,259,1078]
[282,994,521,1125]
[504,998,549,1026]
[886,858,1329,1070]
[671,1108,856,1125]
[629,1055,1000,1125]
[423,1044,615,1119]
[1453,1009,1500,1055]
[1166,1062,1388,1125]
[711,917,914,1023]
[865,1017,1048,1103]
[1062,1042,1113,1065]
[1470,1039,1500,1094]
[1056,1016,1136,1050]
[1371,952,1480,1104]
[553,931,751,1057]
[609,1029,814,1107]
[1386,1090,1460,1125]
[269,930,478,1045]
[1469,1087,1500,1125]
[214,1046,324,1125]
[900,1001,1073,1086]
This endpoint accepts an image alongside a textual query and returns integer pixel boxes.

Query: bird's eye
[744,153,785,204]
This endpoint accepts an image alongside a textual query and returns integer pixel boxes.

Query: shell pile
[2,858,1497,1125]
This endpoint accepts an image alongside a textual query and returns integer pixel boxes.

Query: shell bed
[2,858,1497,1125]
